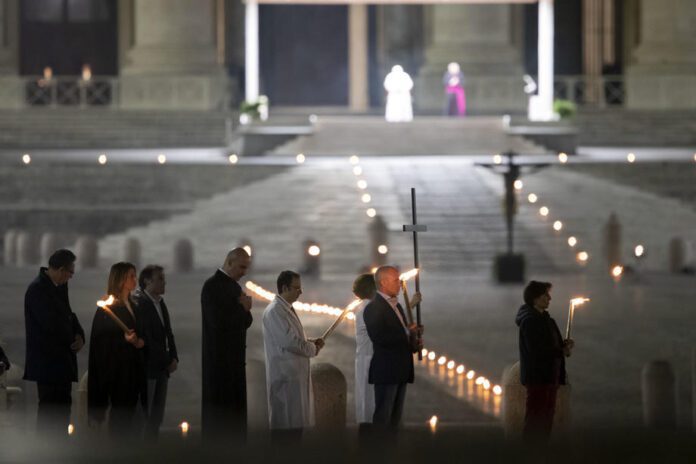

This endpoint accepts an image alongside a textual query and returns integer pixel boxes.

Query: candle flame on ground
[180,422,189,434]
[68,424,74,435]
[611,266,623,278]
[429,415,438,430]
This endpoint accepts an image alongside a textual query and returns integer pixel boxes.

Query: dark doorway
[260,5,348,106]
[20,0,118,76]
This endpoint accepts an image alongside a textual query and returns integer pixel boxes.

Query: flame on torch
[399,268,419,281]
[96,295,115,308]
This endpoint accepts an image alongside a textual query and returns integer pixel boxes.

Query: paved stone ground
[2,152,696,439]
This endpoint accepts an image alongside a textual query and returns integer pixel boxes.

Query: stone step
[271,116,548,156]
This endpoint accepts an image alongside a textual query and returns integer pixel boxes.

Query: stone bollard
[3,229,18,266]
[641,360,676,429]
[123,237,141,267]
[501,361,571,438]
[173,239,194,272]
[302,239,321,278]
[369,215,389,267]
[75,235,98,269]
[501,362,526,437]
[76,372,89,428]
[668,237,691,274]
[246,359,268,429]
[16,231,40,267]
[311,363,346,429]
[603,212,622,270]
[40,232,62,265]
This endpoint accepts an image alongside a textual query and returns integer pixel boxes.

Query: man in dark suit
[23,249,85,435]
[134,264,178,440]
[364,266,423,429]
[201,248,253,441]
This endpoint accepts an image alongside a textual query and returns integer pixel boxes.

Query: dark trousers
[523,384,558,442]
[372,383,407,428]
[144,375,168,440]
[37,383,72,436]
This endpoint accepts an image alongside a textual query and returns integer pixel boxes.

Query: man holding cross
[364,266,423,429]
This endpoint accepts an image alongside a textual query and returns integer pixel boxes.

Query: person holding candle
[262,270,324,436]
[515,280,574,443]
[23,249,85,437]
[364,266,423,430]
[88,262,146,437]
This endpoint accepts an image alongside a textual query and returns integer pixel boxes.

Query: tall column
[348,4,369,111]
[244,0,259,103]
[414,4,526,114]
[626,0,696,109]
[536,0,554,120]
[119,0,228,110]
[0,0,20,108]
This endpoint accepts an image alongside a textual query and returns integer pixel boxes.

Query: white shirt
[377,290,407,330]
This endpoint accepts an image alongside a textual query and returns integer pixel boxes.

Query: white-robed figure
[262,270,324,430]
[384,65,414,122]
[352,273,377,423]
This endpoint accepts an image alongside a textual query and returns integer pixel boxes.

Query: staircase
[0,109,231,148]
[576,109,696,146]
[270,116,548,156]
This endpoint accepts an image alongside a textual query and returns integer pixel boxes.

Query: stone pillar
[348,4,369,112]
[244,0,259,103]
[626,0,696,109]
[415,4,526,113]
[0,0,21,109]
[119,0,228,110]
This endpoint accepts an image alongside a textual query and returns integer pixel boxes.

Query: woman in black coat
[88,262,146,437]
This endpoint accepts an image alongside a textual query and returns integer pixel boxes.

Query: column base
[119,73,230,110]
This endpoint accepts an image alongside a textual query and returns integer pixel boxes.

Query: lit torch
[565,297,589,340]
[320,299,361,342]
[399,268,419,325]
[96,295,130,333]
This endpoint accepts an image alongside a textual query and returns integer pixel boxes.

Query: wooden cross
[403,188,427,360]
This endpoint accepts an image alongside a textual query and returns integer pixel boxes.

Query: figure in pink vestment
[443,62,466,116]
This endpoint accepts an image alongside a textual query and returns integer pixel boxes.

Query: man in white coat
[262,270,324,435]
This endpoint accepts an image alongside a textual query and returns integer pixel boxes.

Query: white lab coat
[262,296,317,429]
[354,299,375,423]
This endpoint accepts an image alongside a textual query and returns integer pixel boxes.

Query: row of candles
[507,151,649,277]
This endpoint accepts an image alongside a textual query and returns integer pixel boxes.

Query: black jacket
[133,290,178,379]
[364,293,415,385]
[23,268,84,384]
[201,270,253,431]
[515,304,567,386]
[87,298,147,423]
